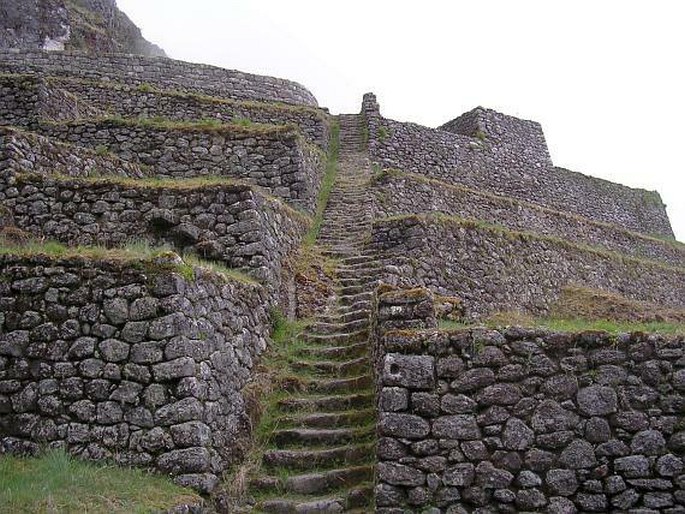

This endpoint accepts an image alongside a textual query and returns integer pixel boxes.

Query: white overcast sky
[117,0,684,241]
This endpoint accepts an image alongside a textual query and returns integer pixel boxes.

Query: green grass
[0,239,256,285]
[0,449,200,514]
[304,120,340,245]
[439,316,685,336]
[45,115,297,137]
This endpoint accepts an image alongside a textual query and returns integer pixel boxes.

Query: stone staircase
[246,114,380,513]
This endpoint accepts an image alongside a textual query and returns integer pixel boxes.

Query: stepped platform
[371,213,685,320]
[362,93,674,239]
[0,171,309,287]
[36,118,325,213]
[0,49,318,107]
[0,74,330,149]
[370,168,685,268]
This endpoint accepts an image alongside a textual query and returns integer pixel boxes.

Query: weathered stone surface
[502,418,534,450]
[432,415,480,440]
[577,385,617,416]
[380,413,430,439]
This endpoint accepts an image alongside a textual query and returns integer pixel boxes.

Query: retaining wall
[362,94,673,238]
[0,126,144,179]
[371,215,685,320]
[371,171,685,268]
[0,75,101,129]
[0,253,270,493]
[0,50,318,107]
[46,76,330,150]
[38,120,325,213]
[373,287,685,513]
[0,172,310,291]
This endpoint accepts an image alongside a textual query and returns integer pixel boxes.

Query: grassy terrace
[15,172,313,225]
[41,115,300,137]
[0,240,257,285]
[375,212,685,275]
[439,286,685,336]
[371,168,685,251]
[440,317,685,337]
[0,450,200,513]
[40,74,330,119]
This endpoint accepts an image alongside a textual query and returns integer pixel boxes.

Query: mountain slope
[0,0,165,56]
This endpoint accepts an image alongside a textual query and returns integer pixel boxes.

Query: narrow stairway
[247,114,380,513]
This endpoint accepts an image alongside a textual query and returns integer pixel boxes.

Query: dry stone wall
[371,171,685,269]
[45,76,330,150]
[0,254,270,493]
[0,126,144,179]
[371,215,685,320]
[362,93,674,239]
[0,75,100,129]
[0,172,309,290]
[38,120,325,213]
[0,50,318,107]
[373,287,685,513]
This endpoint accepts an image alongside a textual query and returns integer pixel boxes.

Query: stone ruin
[0,37,684,513]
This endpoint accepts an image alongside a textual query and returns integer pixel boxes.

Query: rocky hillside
[0,0,165,56]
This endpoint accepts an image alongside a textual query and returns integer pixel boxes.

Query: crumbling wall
[371,215,685,320]
[373,287,685,512]
[362,93,673,238]
[0,254,270,493]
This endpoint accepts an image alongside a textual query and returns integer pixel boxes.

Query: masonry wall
[0,75,100,129]
[371,215,685,320]
[371,171,685,269]
[373,287,685,513]
[0,126,144,179]
[0,254,270,493]
[0,173,310,293]
[38,120,325,213]
[362,94,674,238]
[45,77,330,150]
[0,50,319,107]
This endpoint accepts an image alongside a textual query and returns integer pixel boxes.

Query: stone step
[337,299,372,312]
[256,485,373,513]
[291,356,369,378]
[338,292,373,307]
[263,442,374,470]
[251,466,374,496]
[277,392,374,413]
[301,329,369,345]
[272,427,373,448]
[309,318,369,335]
[298,342,369,360]
[276,408,376,430]
[296,375,373,394]
[317,309,369,324]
